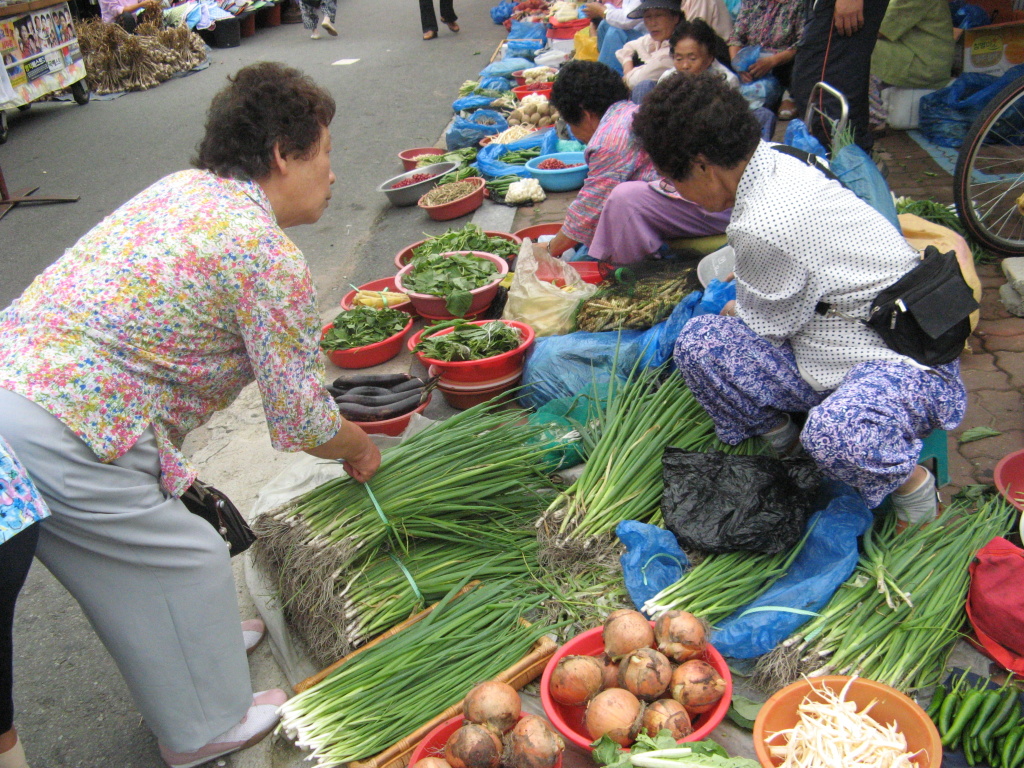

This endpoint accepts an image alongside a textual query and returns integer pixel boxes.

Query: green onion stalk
[280,581,556,767]
[250,399,558,664]
[643,521,816,625]
[541,367,760,553]
[754,491,1017,694]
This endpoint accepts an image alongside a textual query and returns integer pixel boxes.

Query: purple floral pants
[674,315,967,506]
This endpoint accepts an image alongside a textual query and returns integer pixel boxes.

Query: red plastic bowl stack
[395,251,509,321]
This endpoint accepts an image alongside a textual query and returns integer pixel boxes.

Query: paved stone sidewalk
[510,128,1024,501]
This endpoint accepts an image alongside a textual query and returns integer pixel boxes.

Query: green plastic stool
[918,429,949,487]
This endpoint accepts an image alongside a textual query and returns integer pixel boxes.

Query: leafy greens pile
[320,306,408,351]
[414,319,521,361]
[412,222,520,262]
[403,252,499,317]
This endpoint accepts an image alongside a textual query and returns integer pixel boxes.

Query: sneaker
[320,17,337,35]
[159,689,288,768]
[310,27,320,38]
[242,618,265,656]
[893,466,937,532]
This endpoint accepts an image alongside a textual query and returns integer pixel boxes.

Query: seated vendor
[99,0,160,32]
[584,0,646,76]
[617,0,682,100]
[544,60,660,260]
[632,73,965,526]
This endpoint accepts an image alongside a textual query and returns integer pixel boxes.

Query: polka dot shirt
[729,141,923,391]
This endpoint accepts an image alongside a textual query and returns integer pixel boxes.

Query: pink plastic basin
[320,315,414,369]
[395,251,509,320]
[408,320,535,383]
[539,624,733,753]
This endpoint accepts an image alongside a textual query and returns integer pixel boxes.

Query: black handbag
[816,246,978,367]
[180,480,258,556]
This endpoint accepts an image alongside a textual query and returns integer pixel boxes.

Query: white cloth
[729,141,923,391]
[660,58,740,88]
[681,0,733,40]
[604,0,644,29]
[617,35,674,87]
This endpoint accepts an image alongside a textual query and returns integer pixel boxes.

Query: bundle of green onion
[643,522,815,625]
[754,491,1017,693]
[542,367,761,552]
[280,581,553,767]
[251,400,557,664]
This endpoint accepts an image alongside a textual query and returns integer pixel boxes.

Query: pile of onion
[464,681,522,735]
[505,714,565,768]
[549,609,727,750]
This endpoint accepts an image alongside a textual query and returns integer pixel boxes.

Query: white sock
[893,467,937,525]
[763,415,800,456]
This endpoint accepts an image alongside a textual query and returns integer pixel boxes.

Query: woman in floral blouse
[0,62,379,768]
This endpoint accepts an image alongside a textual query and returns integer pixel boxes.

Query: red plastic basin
[994,449,1024,511]
[569,261,611,285]
[513,223,562,242]
[394,232,521,270]
[339,277,414,313]
[547,18,590,38]
[395,251,509,321]
[512,83,554,99]
[320,315,413,369]
[410,714,563,768]
[351,394,431,436]
[399,147,444,172]
[408,320,535,383]
[418,177,486,222]
[539,624,733,753]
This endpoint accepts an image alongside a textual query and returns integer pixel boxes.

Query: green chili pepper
[984,689,1022,743]
[1011,728,1024,768]
[998,710,1022,739]
[940,692,963,738]
[971,689,1005,740]
[945,689,986,749]
[964,734,977,765]
[928,685,948,721]
[1001,727,1024,768]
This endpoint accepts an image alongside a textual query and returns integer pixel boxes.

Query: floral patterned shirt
[0,170,341,497]
[727,0,805,53]
[0,435,50,544]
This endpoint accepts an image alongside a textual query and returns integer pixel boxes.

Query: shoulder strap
[771,143,840,184]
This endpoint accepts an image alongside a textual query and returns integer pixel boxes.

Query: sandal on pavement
[777,99,798,121]
[242,618,266,656]
[159,689,288,768]
[423,29,437,39]
[320,17,337,35]
[445,21,459,32]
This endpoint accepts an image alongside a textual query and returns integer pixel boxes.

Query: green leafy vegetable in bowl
[403,252,499,316]
[414,319,521,361]
[412,223,519,262]
[320,306,408,351]
[592,732,759,768]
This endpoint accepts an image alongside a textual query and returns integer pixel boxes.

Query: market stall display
[340,277,413,312]
[400,147,445,171]
[326,372,432,423]
[418,177,488,221]
[319,306,413,368]
[525,152,587,192]
[396,250,508,318]
[395,224,521,268]
[380,162,460,207]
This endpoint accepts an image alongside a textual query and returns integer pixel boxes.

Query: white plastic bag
[502,239,598,336]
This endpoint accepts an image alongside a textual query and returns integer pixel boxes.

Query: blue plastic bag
[738,74,782,111]
[709,481,873,659]
[510,19,547,40]
[506,39,543,60]
[635,291,702,369]
[693,278,735,317]
[445,110,508,150]
[920,64,1024,148]
[782,118,828,159]
[950,0,990,29]
[452,94,499,113]
[617,520,689,613]
[475,128,557,178]
[480,75,512,91]
[831,144,899,229]
[490,0,515,24]
[731,45,762,73]
[480,57,535,79]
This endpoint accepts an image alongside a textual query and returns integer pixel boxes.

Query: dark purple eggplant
[335,392,422,422]
[334,389,422,407]
[326,385,347,398]
[340,386,398,397]
[332,373,414,390]
[388,377,427,394]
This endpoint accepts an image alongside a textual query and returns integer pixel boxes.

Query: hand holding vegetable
[305,419,382,483]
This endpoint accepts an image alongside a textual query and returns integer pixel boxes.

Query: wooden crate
[293,582,558,768]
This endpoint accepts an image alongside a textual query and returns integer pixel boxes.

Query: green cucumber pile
[930,672,1024,767]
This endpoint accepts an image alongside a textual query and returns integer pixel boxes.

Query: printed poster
[1,2,85,108]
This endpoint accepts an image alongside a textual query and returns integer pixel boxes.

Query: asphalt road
[3,4,508,765]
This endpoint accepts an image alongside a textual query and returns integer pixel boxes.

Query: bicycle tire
[953,76,1024,257]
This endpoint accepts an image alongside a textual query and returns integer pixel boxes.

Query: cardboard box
[961,18,1024,75]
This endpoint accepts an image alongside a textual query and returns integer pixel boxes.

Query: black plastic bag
[661,449,822,554]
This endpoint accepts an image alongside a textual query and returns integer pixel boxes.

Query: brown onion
[417,759,454,768]
[601,655,620,690]
[549,655,603,706]
[641,699,693,740]
[505,714,565,768]
[617,648,672,701]
[463,680,521,734]
[445,723,503,768]
[584,687,643,747]
[603,610,655,662]
[670,660,726,715]
[653,611,707,663]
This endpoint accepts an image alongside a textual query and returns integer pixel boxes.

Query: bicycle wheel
[954,76,1024,256]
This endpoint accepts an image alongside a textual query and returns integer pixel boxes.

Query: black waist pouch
[864,246,978,367]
